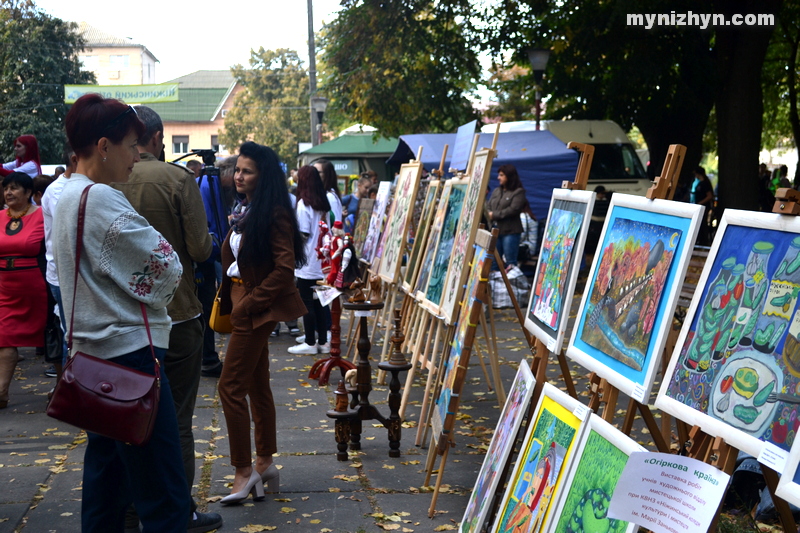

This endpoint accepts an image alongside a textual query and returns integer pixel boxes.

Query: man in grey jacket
[113,106,221,533]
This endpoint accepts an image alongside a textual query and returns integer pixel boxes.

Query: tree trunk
[714,0,780,211]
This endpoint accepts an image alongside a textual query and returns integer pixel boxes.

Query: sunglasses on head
[100,105,138,136]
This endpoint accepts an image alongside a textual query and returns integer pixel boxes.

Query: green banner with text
[64,84,179,104]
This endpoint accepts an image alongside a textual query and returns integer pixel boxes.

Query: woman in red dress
[0,172,46,408]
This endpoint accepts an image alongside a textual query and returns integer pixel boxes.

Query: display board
[360,181,391,264]
[352,198,374,257]
[526,189,595,354]
[567,194,702,402]
[657,209,800,458]
[378,162,423,284]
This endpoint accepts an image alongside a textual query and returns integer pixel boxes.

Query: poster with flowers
[567,194,702,402]
[378,162,423,284]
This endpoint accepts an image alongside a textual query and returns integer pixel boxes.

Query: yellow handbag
[209,287,232,334]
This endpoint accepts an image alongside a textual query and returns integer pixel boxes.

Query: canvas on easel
[431,229,495,448]
[377,162,423,284]
[352,197,374,257]
[418,179,468,312]
[543,414,643,533]
[567,193,702,403]
[440,148,495,324]
[491,383,588,533]
[460,360,536,533]
[526,189,595,354]
[361,181,391,264]
[402,180,440,293]
[656,209,800,459]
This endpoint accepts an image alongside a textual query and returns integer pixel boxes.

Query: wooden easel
[583,144,685,453]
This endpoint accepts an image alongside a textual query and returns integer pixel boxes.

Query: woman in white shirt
[0,135,42,178]
[314,159,342,225]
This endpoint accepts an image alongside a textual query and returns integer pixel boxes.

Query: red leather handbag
[46,184,161,446]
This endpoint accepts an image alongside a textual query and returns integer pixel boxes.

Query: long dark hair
[236,142,306,269]
[498,164,522,191]
[295,165,331,213]
[315,159,340,199]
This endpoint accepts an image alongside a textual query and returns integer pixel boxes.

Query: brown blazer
[219,213,306,330]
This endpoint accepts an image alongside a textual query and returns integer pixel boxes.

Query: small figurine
[348,278,366,303]
[368,273,383,304]
[327,221,345,286]
[316,220,331,271]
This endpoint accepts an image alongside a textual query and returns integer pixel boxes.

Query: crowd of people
[0,95,361,533]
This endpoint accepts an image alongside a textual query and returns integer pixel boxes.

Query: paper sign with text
[607,452,730,533]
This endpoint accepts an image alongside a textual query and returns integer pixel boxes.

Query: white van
[482,120,651,196]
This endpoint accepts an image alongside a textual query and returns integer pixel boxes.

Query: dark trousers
[219,284,277,467]
[81,347,191,533]
[196,260,221,369]
[297,277,328,346]
[165,317,203,495]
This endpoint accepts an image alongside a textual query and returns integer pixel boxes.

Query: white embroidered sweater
[53,175,182,358]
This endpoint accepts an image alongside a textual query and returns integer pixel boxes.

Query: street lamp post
[311,96,329,146]
[526,48,550,131]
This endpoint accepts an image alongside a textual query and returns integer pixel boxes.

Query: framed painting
[360,181,391,264]
[491,383,588,533]
[432,229,495,450]
[414,180,454,301]
[544,414,644,533]
[526,189,595,354]
[656,209,800,458]
[461,359,536,533]
[378,162,423,284]
[777,439,800,507]
[402,180,440,293]
[351,198,374,257]
[567,194,702,402]
[421,179,468,314]
[440,148,495,325]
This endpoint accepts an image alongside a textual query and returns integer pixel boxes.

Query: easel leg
[414,320,444,446]
[762,466,797,533]
[555,350,578,398]
[428,444,450,519]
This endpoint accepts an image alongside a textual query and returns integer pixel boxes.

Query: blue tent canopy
[387,131,579,219]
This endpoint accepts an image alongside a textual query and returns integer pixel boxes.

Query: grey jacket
[486,186,526,235]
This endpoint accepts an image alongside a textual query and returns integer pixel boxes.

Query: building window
[173,135,189,154]
[80,55,100,72]
[109,55,130,69]
[211,135,219,153]
[221,109,228,118]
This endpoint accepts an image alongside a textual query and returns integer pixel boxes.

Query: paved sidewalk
[0,309,536,533]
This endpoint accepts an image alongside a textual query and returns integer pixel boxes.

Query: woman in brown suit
[218,142,307,504]
[486,163,528,269]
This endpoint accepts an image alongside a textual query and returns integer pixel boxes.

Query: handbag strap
[68,184,158,373]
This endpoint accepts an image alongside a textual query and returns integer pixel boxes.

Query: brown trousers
[219,284,277,467]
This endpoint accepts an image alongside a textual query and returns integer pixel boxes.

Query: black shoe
[201,363,223,378]
[44,365,57,378]
[188,511,223,533]
[271,328,280,337]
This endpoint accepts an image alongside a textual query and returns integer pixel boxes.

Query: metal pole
[307,0,319,145]
[535,86,541,131]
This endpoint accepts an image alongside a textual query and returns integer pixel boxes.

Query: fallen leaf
[280,507,296,513]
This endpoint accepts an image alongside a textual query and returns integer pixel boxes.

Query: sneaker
[44,365,58,378]
[289,327,301,336]
[288,342,318,355]
[188,511,223,533]
[271,329,280,337]
[201,363,223,378]
[318,342,331,354]
[295,335,306,344]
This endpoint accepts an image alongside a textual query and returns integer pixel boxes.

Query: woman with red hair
[1,135,42,178]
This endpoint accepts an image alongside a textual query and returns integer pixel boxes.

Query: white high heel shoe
[259,464,280,493]
[221,470,264,505]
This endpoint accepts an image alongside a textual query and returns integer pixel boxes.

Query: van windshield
[590,144,648,181]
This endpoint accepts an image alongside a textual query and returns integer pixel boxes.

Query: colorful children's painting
[657,209,800,457]
[433,235,493,446]
[461,361,536,533]
[361,181,391,264]
[526,190,594,354]
[378,162,422,284]
[403,181,440,293]
[492,384,586,533]
[421,181,467,313]
[352,198,374,257]
[441,148,494,324]
[414,181,454,299]
[549,416,642,533]
[568,195,701,401]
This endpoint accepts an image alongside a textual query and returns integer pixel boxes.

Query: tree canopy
[0,0,94,164]
[320,0,480,137]
[220,48,310,169]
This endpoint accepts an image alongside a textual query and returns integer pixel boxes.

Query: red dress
[0,208,46,347]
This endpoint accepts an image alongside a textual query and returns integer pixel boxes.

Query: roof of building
[77,22,158,62]
[146,70,237,122]
[300,133,399,157]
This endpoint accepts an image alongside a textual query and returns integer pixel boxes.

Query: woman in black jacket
[486,164,527,269]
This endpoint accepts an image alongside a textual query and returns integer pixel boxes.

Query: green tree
[320,0,480,137]
[220,48,309,168]
[0,0,94,164]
